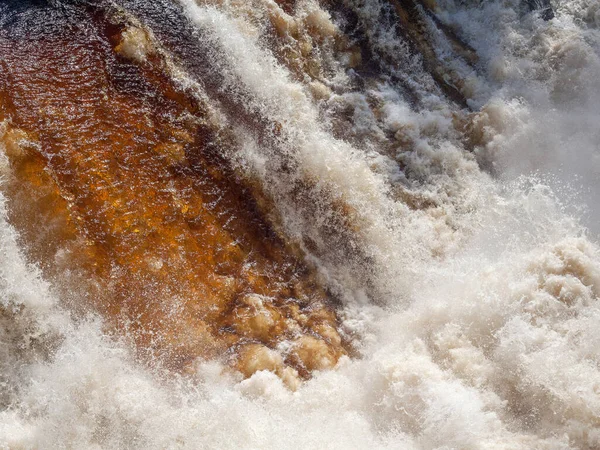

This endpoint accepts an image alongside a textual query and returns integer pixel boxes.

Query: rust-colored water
[0,3,344,382]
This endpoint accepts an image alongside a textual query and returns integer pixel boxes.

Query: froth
[0,0,599,447]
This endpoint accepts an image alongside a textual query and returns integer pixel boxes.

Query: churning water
[0,0,599,448]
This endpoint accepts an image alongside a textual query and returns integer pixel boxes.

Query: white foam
[1,0,600,447]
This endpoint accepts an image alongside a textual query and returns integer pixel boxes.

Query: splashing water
[0,0,599,448]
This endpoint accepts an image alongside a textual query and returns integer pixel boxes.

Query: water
[0,0,599,448]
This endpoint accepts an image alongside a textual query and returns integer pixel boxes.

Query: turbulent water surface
[0,0,599,448]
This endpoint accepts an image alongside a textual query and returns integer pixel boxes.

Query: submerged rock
[526,0,555,20]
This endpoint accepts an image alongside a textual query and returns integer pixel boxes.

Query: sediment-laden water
[0,0,599,448]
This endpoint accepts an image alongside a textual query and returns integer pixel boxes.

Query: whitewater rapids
[1,0,600,448]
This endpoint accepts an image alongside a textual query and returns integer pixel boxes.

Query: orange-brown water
[2,0,600,448]
[0,3,344,383]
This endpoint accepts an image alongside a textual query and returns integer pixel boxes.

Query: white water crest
[1,0,600,448]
